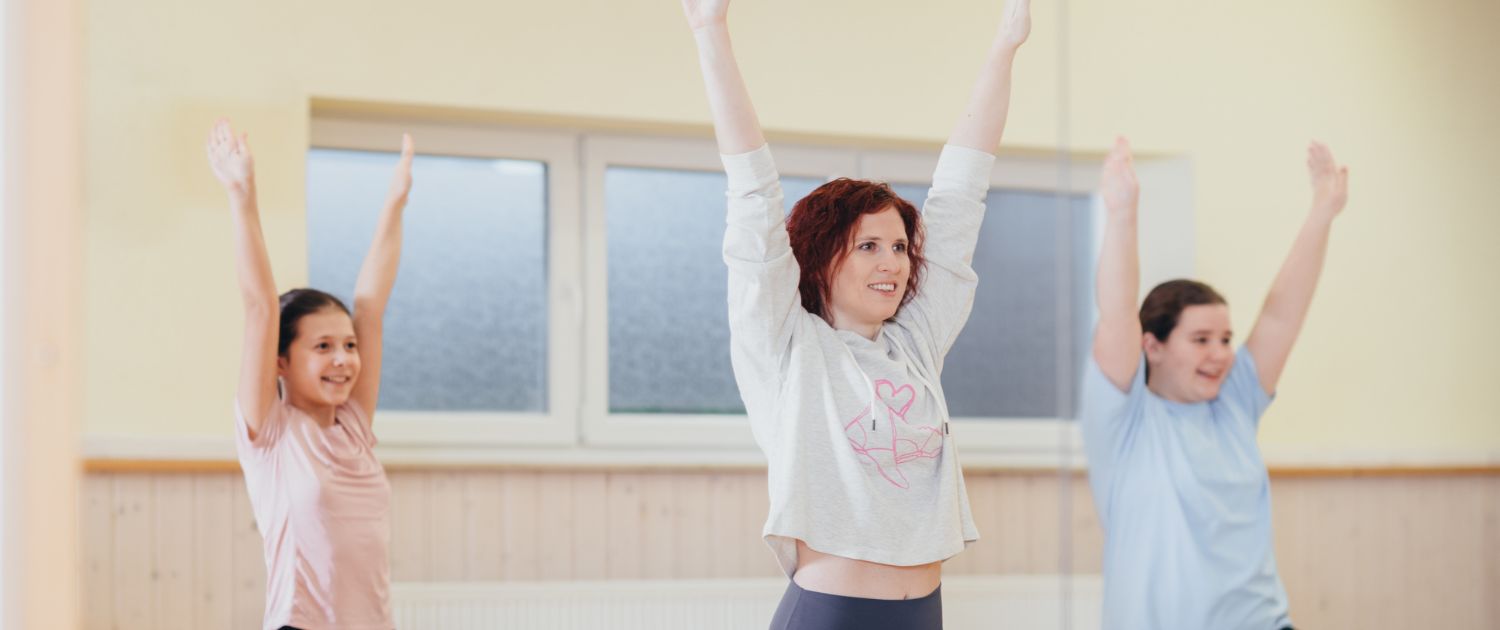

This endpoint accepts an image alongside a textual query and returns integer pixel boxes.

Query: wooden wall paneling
[152,474,195,630]
[606,472,645,579]
[192,474,235,628]
[426,471,467,580]
[639,473,678,579]
[74,468,1500,630]
[230,477,265,630]
[389,471,431,581]
[536,472,576,580]
[1484,475,1500,628]
[569,471,610,580]
[705,472,745,578]
[462,471,505,580]
[499,470,540,580]
[79,474,115,630]
[1068,473,1103,574]
[672,473,712,579]
[740,473,781,577]
[111,475,155,630]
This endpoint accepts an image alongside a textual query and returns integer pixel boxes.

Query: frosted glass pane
[892,184,1093,419]
[606,167,823,414]
[307,149,548,412]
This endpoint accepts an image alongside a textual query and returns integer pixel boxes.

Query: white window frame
[305,115,1197,464]
[858,149,1107,453]
[580,135,858,448]
[310,117,583,447]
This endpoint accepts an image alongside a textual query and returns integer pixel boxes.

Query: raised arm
[1092,137,1143,391]
[682,0,765,154]
[349,133,414,418]
[947,0,1030,153]
[206,119,279,437]
[1244,141,1348,394]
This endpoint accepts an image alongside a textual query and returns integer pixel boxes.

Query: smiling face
[277,306,361,411]
[1143,303,1234,403]
[826,206,912,338]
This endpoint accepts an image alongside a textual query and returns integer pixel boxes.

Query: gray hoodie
[720,143,995,576]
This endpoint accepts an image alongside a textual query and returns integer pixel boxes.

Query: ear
[1141,332,1163,361]
[276,354,290,377]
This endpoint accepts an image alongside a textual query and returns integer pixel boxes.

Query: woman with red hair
[680,0,1031,627]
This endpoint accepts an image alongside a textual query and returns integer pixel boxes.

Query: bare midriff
[792,540,941,600]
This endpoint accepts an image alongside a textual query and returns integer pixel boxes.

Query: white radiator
[393,575,1102,629]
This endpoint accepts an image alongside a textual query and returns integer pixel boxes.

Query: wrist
[1307,205,1339,226]
[992,38,1024,57]
[1105,205,1139,223]
[691,20,730,40]
[226,180,256,204]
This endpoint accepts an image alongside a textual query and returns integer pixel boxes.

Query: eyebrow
[1189,329,1233,337]
[858,236,909,243]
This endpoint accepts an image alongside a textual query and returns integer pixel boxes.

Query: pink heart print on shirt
[844,379,944,489]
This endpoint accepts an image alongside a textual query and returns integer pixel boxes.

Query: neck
[285,390,338,427]
[829,309,882,340]
[1144,371,1199,404]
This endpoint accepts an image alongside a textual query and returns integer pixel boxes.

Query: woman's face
[277,307,361,409]
[1143,303,1234,403]
[826,207,911,337]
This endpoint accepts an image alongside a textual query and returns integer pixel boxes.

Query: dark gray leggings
[769,580,942,630]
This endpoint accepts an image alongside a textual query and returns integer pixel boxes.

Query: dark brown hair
[277,288,351,357]
[1138,279,1227,342]
[786,178,925,323]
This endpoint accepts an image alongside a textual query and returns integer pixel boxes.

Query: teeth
[868,283,896,292]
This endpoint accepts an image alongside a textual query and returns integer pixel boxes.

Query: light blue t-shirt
[1080,346,1291,630]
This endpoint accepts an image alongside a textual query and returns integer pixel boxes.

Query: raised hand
[1307,141,1348,218]
[1100,136,1139,217]
[997,0,1032,49]
[206,118,254,198]
[386,133,414,205]
[681,0,730,31]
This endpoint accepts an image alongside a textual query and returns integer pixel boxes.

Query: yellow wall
[84,0,1500,453]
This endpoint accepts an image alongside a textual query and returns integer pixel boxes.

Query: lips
[322,375,353,385]
[867,282,898,294]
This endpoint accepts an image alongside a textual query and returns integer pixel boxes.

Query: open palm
[1307,141,1348,217]
[206,119,254,195]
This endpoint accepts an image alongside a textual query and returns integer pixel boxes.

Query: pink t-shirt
[235,396,392,630]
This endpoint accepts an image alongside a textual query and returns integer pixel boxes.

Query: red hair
[786,178,925,323]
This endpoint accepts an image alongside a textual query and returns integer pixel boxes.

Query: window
[307,149,549,413]
[307,115,1194,461]
[307,118,581,446]
[603,166,826,416]
[884,185,1093,420]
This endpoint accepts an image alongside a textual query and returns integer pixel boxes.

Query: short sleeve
[338,398,378,448]
[1078,355,1143,478]
[234,397,286,453]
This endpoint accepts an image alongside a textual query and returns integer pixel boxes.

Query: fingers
[1306,140,1341,176]
[1105,136,1135,173]
[237,131,251,158]
[399,132,414,160]
[217,118,235,148]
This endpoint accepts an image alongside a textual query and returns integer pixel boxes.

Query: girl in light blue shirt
[1082,138,1349,630]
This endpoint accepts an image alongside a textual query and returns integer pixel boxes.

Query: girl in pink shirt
[207,119,409,630]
